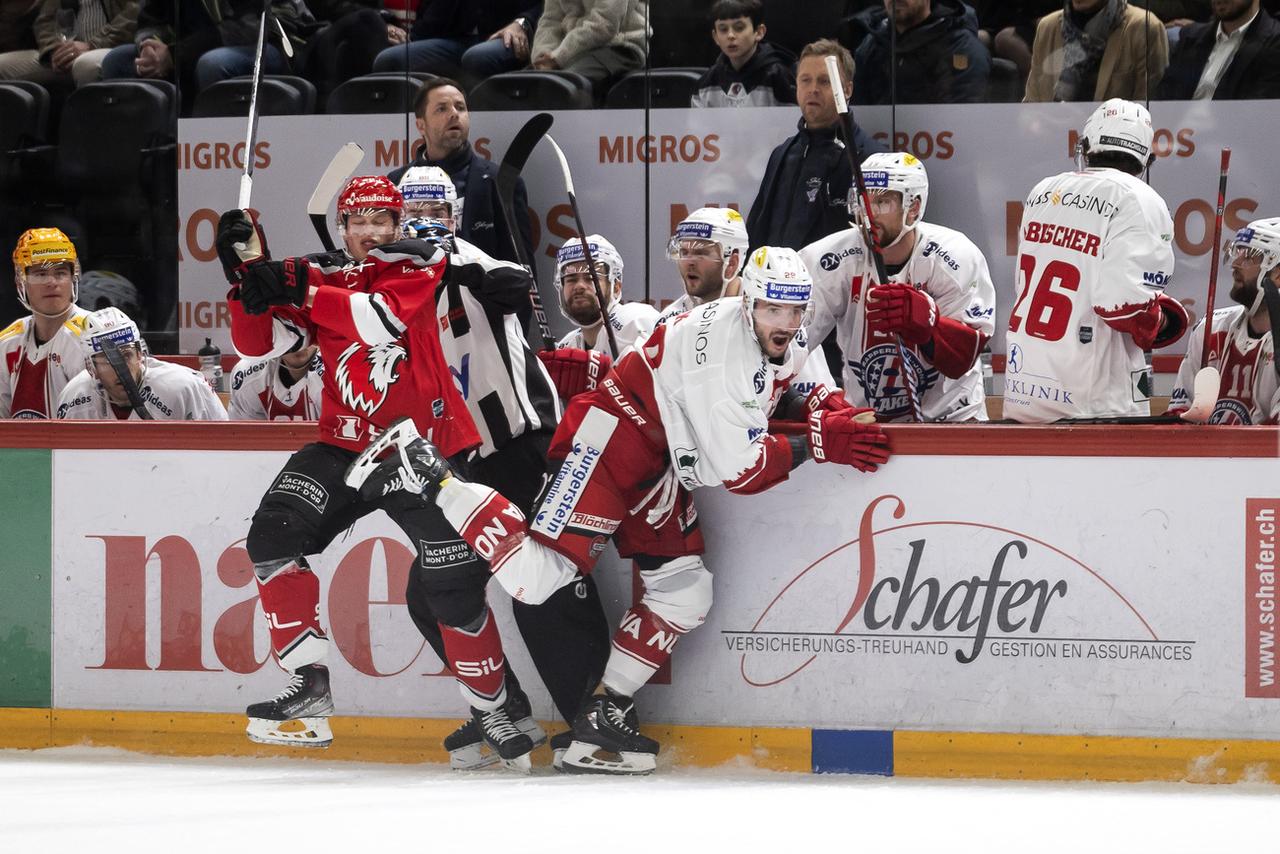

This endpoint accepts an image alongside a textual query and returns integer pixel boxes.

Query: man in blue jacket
[851,0,992,104]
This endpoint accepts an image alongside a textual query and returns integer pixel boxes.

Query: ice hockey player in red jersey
[215,176,536,768]
[347,246,892,774]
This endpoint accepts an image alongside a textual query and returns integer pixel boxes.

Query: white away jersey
[1004,168,1175,422]
[801,222,995,421]
[633,297,811,491]
[1169,307,1278,424]
[556,300,659,357]
[57,358,228,421]
[228,352,324,420]
[0,308,90,419]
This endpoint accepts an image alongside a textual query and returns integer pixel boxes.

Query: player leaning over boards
[800,152,997,423]
[347,247,892,775]
[1004,98,1190,423]
[214,177,537,769]
[1,228,90,419]
[1169,218,1280,424]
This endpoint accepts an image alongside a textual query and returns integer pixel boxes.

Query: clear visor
[87,342,145,377]
[667,237,722,262]
[751,299,812,333]
[404,200,453,222]
[1227,242,1267,265]
[559,260,611,288]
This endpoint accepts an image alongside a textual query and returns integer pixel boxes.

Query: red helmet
[336,176,403,223]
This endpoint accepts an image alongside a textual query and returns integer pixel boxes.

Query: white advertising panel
[179,102,1278,359]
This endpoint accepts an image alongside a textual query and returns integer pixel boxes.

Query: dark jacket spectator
[852,0,992,103]
[0,0,39,51]
[692,40,795,106]
[408,0,543,43]
[1156,4,1280,98]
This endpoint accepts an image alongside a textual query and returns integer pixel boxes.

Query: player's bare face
[419,86,470,160]
[560,262,610,325]
[24,264,74,315]
[91,346,144,406]
[752,302,805,359]
[796,56,843,130]
[867,191,906,246]
[281,344,318,371]
[343,211,399,261]
[712,17,762,68]
[1229,247,1263,307]
[675,240,724,301]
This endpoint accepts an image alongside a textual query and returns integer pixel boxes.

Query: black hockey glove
[215,209,270,284]
[238,257,311,315]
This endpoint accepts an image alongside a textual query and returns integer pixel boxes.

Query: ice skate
[549,730,574,771]
[445,690,546,770]
[470,704,536,772]
[245,664,334,748]
[560,693,659,775]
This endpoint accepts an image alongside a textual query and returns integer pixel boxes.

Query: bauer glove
[808,408,890,472]
[866,283,937,345]
[238,257,311,315]
[537,348,612,400]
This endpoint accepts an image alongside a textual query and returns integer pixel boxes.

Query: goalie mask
[740,246,813,357]
[1078,98,1154,171]
[1228,217,1280,314]
[666,207,748,284]
[12,227,80,314]
[397,165,462,233]
[857,152,928,250]
[556,235,624,327]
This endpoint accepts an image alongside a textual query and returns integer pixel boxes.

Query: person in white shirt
[1156,0,1280,101]
[1169,217,1280,424]
[1,228,90,419]
[228,344,324,420]
[57,307,227,421]
[801,152,996,422]
[1003,98,1189,423]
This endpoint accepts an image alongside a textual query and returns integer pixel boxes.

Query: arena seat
[326,74,423,114]
[606,68,706,108]
[986,58,1024,103]
[468,71,593,110]
[193,76,317,117]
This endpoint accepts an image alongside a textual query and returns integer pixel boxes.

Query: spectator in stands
[530,0,648,100]
[690,0,795,107]
[1155,0,1280,98]
[0,1,39,54]
[372,0,541,89]
[851,0,991,103]
[1024,0,1168,101]
[746,39,885,251]
[387,78,535,271]
[968,0,1060,82]
[0,0,139,87]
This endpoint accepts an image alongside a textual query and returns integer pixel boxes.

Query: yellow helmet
[12,227,80,312]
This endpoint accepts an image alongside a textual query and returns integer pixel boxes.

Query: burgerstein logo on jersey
[724,494,1190,685]
[335,341,406,416]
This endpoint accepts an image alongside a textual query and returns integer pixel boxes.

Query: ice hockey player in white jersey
[346,246,891,774]
[57,307,227,421]
[801,152,996,422]
[1004,98,1189,422]
[1169,218,1280,424]
[228,343,324,420]
[1,228,90,419]
[538,234,659,400]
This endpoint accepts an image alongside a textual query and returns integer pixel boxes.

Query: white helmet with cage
[556,234,624,324]
[396,165,462,228]
[666,207,748,279]
[1079,98,1154,169]
[83,306,149,375]
[860,151,929,227]
[739,246,814,339]
[1229,217,1280,313]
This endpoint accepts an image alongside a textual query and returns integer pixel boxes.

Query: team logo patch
[820,252,842,271]
[851,343,932,420]
[335,341,405,416]
[432,397,444,417]
[1079,326,1094,344]
[269,471,329,513]
[419,538,477,569]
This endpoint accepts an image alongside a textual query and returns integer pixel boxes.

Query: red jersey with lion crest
[228,240,479,456]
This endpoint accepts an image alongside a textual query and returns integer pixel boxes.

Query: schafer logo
[1245,499,1280,697]
[725,495,1191,686]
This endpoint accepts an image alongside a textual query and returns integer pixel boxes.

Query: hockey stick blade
[307,142,364,252]
[99,339,153,420]
[1180,366,1220,423]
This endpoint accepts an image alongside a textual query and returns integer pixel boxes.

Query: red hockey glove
[805,383,854,415]
[808,408,890,472]
[866,283,937,345]
[238,257,311,315]
[1153,294,1190,348]
[215,209,270,285]
[537,348,613,399]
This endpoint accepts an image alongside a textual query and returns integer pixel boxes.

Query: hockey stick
[236,0,271,210]
[825,55,921,423]
[99,339,153,420]
[544,133,620,357]
[307,142,364,252]
[496,112,555,349]
[1181,147,1231,422]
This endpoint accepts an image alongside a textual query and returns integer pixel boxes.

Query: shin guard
[440,608,508,711]
[604,605,687,697]
[255,560,327,671]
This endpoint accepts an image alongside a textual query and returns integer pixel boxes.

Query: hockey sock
[254,559,328,671]
[603,605,686,697]
[435,480,528,572]
[440,607,508,711]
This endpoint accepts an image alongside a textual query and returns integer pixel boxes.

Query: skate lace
[481,710,521,742]
[604,702,639,735]
[270,671,306,702]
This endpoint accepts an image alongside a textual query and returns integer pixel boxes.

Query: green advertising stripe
[0,448,51,707]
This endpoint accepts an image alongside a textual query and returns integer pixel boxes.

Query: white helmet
[860,151,929,225]
[397,165,460,220]
[740,246,814,337]
[1229,217,1280,313]
[666,207,748,279]
[1080,98,1154,168]
[83,306,148,374]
